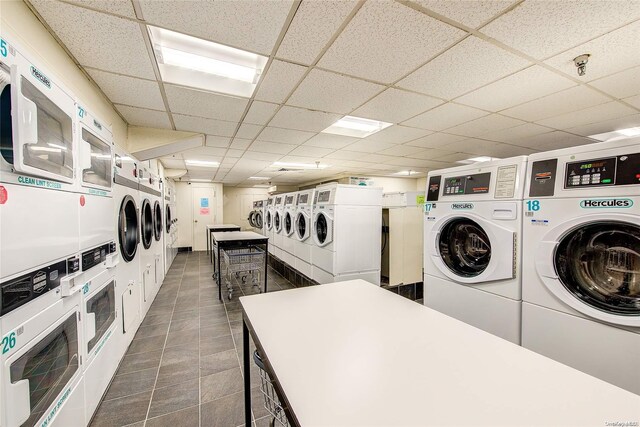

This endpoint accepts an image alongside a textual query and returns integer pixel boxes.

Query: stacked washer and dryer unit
[521,138,640,395]
[423,157,528,344]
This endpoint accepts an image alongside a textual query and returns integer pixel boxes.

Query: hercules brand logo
[30,66,51,88]
[451,203,474,210]
[580,198,633,208]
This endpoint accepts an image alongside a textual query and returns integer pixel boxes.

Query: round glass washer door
[316,213,328,245]
[141,199,153,250]
[153,201,162,241]
[255,211,263,228]
[275,211,281,232]
[166,205,172,233]
[266,211,272,230]
[119,195,138,262]
[438,218,491,278]
[284,212,292,235]
[555,221,640,317]
[296,212,308,240]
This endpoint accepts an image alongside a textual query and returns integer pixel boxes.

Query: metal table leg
[217,244,222,301]
[264,242,268,294]
[243,320,252,427]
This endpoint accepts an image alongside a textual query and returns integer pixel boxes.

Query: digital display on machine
[275,196,282,204]
[298,194,308,204]
[442,173,491,196]
[564,153,640,188]
[317,191,331,203]
[285,195,294,205]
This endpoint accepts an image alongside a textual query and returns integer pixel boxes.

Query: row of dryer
[0,36,178,427]
[248,183,383,285]
[423,137,639,395]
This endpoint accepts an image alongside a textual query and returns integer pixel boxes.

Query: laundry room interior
[1,0,639,426]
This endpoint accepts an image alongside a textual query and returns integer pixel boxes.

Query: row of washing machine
[248,183,383,285]
[422,137,639,395]
[0,37,178,427]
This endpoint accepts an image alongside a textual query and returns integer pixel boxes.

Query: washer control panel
[565,153,640,188]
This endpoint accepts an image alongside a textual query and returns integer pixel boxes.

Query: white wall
[175,181,223,248]
[1,0,127,148]
[223,187,270,230]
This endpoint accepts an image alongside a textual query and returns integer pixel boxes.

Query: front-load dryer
[265,197,275,255]
[294,189,315,279]
[163,178,177,273]
[0,38,80,282]
[113,148,141,356]
[423,156,528,344]
[281,192,298,268]
[138,165,162,316]
[272,194,285,259]
[522,137,640,395]
[311,184,382,285]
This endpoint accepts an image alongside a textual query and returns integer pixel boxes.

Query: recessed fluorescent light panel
[322,116,392,138]
[249,176,270,180]
[271,162,329,170]
[457,156,499,164]
[589,126,640,141]
[148,26,268,97]
[185,159,219,167]
[392,170,422,176]
[188,179,213,182]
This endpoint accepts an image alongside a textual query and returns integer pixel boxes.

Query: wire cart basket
[253,350,290,427]
[221,245,265,300]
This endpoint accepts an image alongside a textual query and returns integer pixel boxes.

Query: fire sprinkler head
[574,54,590,76]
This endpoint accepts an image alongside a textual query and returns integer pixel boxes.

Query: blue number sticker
[2,332,16,354]
[78,106,85,118]
[0,39,7,58]
[526,200,541,212]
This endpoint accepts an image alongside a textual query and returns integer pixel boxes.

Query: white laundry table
[240,279,640,426]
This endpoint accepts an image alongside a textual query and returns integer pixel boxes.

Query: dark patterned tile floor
[90,251,295,427]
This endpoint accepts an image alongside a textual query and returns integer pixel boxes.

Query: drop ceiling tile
[564,114,640,137]
[230,138,253,149]
[363,125,432,145]
[225,149,244,158]
[288,69,384,114]
[278,155,326,164]
[30,0,155,78]
[303,134,359,150]
[255,60,308,103]
[249,140,296,155]
[344,139,395,153]
[412,0,517,28]
[433,152,477,163]
[221,157,239,165]
[182,146,227,157]
[625,94,640,109]
[376,145,425,157]
[544,21,640,81]
[138,0,293,55]
[236,124,263,139]
[385,157,435,168]
[402,103,489,131]
[258,127,315,144]
[64,0,137,18]
[324,150,365,160]
[481,123,552,144]
[456,66,575,112]
[590,65,640,99]
[86,69,164,110]
[514,131,595,151]
[116,105,171,129]
[411,149,459,160]
[536,102,637,130]
[398,36,530,100]
[244,101,279,125]
[352,88,442,124]
[242,151,283,162]
[452,138,502,155]
[359,154,396,164]
[287,146,334,158]
[488,143,536,158]
[205,135,231,148]
[445,114,525,137]
[165,85,248,122]
[500,85,611,122]
[404,132,467,148]
[173,114,237,137]
[481,1,640,59]
[318,1,464,83]
[276,0,358,65]
[269,106,342,132]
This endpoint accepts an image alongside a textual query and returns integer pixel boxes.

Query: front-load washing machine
[248,201,258,230]
[0,254,86,427]
[254,200,265,235]
[163,177,177,272]
[312,184,382,285]
[522,138,640,394]
[281,192,298,268]
[272,194,285,259]
[265,196,275,255]
[294,189,315,279]
[0,38,80,283]
[113,148,142,355]
[76,105,117,277]
[138,165,162,316]
[152,173,165,287]
[423,156,528,344]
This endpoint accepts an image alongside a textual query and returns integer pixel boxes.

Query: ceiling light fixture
[148,26,268,97]
[616,127,640,137]
[185,159,220,167]
[457,156,500,164]
[392,170,422,176]
[322,115,392,138]
[249,176,270,180]
[588,126,640,141]
[188,179,213,182]
[271,161,329,170]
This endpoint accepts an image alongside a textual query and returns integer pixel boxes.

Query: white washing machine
[0,39,79,282]
[423,156,527,344]
[522,138,640,395]
[272,194,285,259]
[163,178,176,273]
[76,105,117,275]
[254,200,265,235]
[0,254,86,427]
[265,196,275,255]
[293,189,315,280]
[311,184,382,285]
[248,201,258,230]
[152,173,164,287]
[138,165,162,316]
[281,192,298,268]
[113,148,142,356]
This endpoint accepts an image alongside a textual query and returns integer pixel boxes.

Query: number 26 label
[2,332,16,354]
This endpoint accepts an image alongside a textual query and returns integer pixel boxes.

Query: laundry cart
[254,350,290,427]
